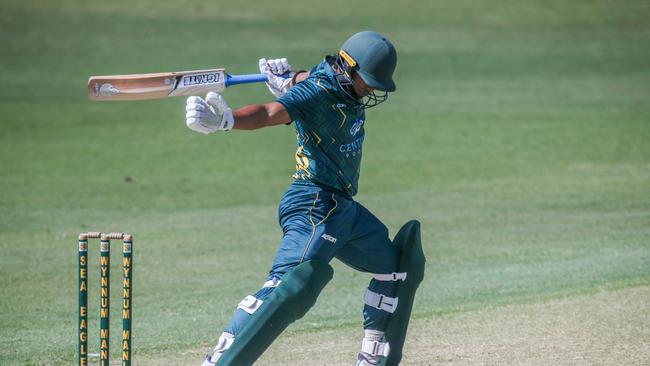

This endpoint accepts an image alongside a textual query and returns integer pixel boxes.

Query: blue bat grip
[225,74,268,87]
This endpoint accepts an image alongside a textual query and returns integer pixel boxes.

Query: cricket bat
[87,68,269,101]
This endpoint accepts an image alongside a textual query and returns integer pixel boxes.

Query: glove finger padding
[268,58,291,75]
[204,92,234,131]
[186,101,205,112]
[205,91,228,110]
[185,93,232,134]
[185,116,211,134]
[278,58,291,74]
[185,110,203,119]
[258,58,270,73]
[186,96,205,106]
[258,58,293,98]
[269,59,281,74]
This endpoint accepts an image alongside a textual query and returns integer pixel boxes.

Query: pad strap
[214,332,235,353]
[263,277,282,288]
[372,272,407,281]
[361,339,390,357]
[205,332,235,363]
[237,295,263,314]
[364,289,398,313]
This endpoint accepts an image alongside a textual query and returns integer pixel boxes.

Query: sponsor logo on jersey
[350,118,364,136]
[321,234,337,243]
[339,136,364,154]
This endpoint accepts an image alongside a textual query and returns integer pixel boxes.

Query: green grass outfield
[1,0,649,364]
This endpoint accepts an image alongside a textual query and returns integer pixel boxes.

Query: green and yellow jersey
[277,59,366,197]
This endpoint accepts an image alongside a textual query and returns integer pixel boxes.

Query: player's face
[351,73,375,98]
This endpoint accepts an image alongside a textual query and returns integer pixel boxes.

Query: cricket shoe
[355,352,381,366]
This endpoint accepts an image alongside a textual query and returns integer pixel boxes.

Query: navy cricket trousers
[225,180,400,335]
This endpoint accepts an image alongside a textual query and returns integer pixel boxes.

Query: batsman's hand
[259,58,294,98]
[185,92,234,134]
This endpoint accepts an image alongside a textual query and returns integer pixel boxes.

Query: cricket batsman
[185,31,425,365]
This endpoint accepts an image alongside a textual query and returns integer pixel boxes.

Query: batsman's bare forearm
[232,102,291,130]
[290,70,310,87]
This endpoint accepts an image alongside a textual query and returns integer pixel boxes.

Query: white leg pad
[364,289,398,313]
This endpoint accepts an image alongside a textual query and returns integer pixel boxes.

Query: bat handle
[225,74,269,87]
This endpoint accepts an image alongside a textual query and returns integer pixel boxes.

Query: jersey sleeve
[276,79,322,123]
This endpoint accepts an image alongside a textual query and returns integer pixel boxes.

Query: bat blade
[88,68,235,101]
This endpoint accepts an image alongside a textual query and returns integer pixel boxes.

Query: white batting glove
[259,58,294,98]
[185,92,234,134]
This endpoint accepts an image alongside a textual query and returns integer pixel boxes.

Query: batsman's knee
[394,220,425,283]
